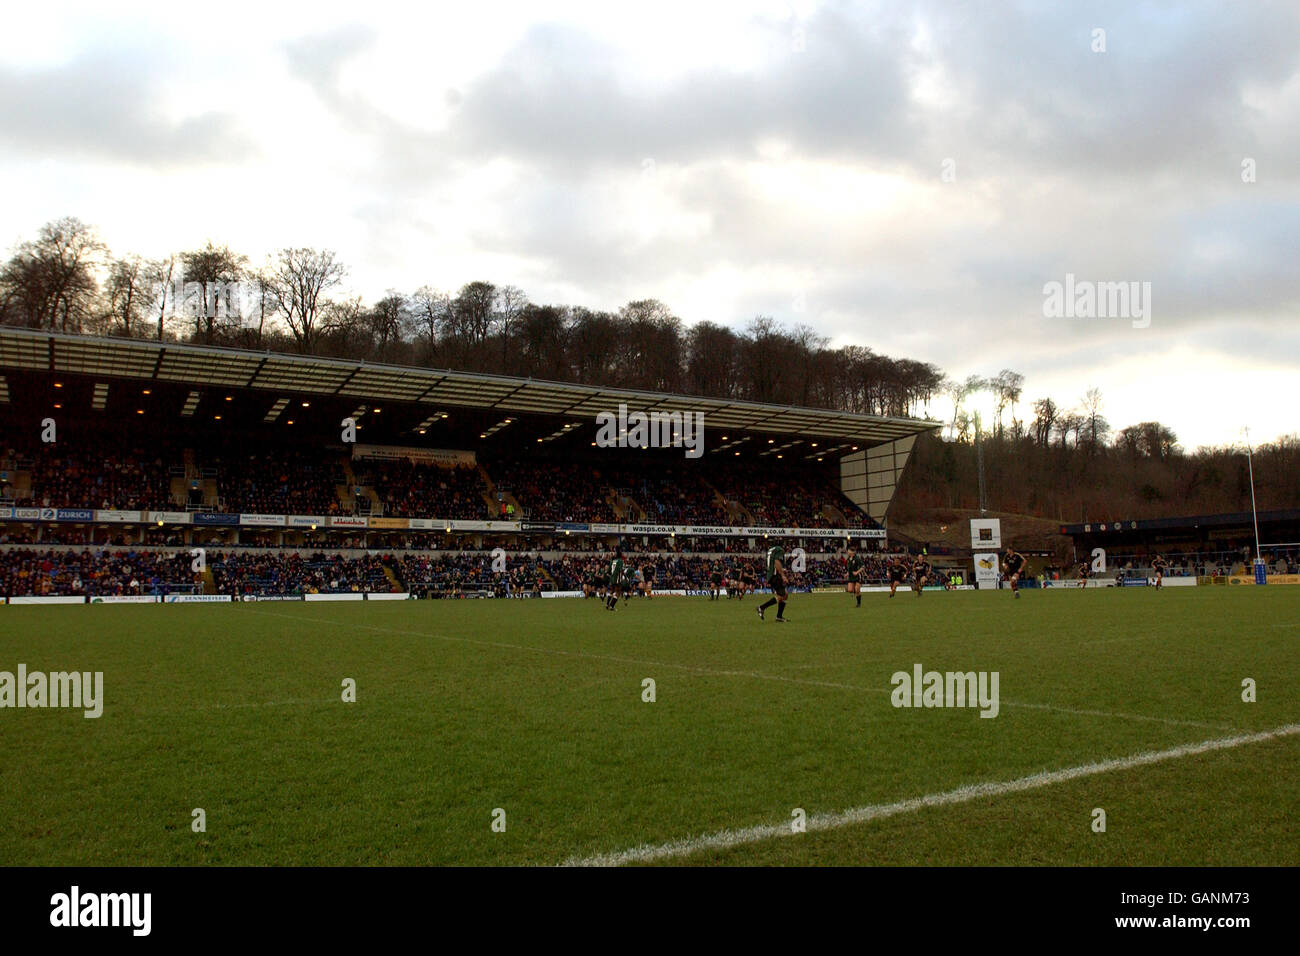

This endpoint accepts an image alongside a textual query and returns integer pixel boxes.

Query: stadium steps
[337,460,358,512]
[821,502,846,525]
[477,464,516,519]
[609,492,640,521]
[199,567,216,595]
[8,470,32,501]
[381,563,402,591]
[485,488,523,520]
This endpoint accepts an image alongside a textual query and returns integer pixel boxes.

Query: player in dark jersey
[1151,555,1167,589]
[888,555,908,597]
[709,565,723,600]
[605,549,625,610]
[1077,561,1091,589]
[911,556,932,596]
[740,568,755,598]
[845,546,864,607]
[756,542,790,622]
[1001,547,1026,598]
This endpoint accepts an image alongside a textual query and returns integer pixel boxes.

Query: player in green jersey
[605,549,625,610]
[756,541,790,623]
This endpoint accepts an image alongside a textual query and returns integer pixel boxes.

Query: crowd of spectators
[358,459,488,519]
[3,427,885,533]
[391,552,549,596]
[209,550,394,596]
[17,438,174,511]
[619,466,729,525]
[487,458,618,523]
[0,548,196,597]
[203,446,344,516]
[0,543,942,597]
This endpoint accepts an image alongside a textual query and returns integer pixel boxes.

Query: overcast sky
[2,0,1297,449]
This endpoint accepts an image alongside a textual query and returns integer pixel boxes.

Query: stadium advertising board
[193,513,239,526]
[304,593,364,602]
[147,511,192,524]
[621,524,887,539]
[368,517,409,529]
[95,510,142,523]
[89,595,159,604]
[973,552,999,589]
[9,595,87,605]
[351,444,476,466]
[56,508,94,521]
[366,592,411,601]
[329,516,368,528]
[240,513,286,526]
[1228,574,1300,585]
[288,515,327,528]
[239,595,305,602]
[163,594,232,603]
[970,518,1002,550]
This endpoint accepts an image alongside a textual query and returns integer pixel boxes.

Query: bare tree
[495,284,529,370]
[148,255,177,340]
[410,286,449,365]
[266,247,346,353]
[367,291,411,361]
[0,217,105,331]
[992,369,1024,438]
[179,242,248,343]
[1032,397,1058,446]
[1080,387,1110,451]
[104,255,150,337]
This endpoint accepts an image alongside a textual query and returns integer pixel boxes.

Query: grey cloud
[0,50,254,166]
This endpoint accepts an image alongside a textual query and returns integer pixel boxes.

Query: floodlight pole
[975,413,987,517]
[1244,427,1261,562]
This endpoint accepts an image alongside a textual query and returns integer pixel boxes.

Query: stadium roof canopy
[0,328,940,446]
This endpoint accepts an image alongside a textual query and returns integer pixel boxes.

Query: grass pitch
[2,587,1297,866]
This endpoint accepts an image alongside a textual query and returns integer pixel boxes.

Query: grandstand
[0,328,940,596]
[1060,509,1300,583]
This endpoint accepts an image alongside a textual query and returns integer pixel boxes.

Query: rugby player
[756,541,790,623]
[1151,555,1167,589]
[605,549,625,610]
[888,554,908,597]
[1001,547,1026,598]
[846,545,864,607]
[911,554,932,597]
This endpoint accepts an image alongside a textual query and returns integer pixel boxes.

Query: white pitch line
[563,722,1300,867]
[245,608,1232,730]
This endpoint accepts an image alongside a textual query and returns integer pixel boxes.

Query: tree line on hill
[893,428,1300,524]
[0,218,941,417]
[4,216,1297,522]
